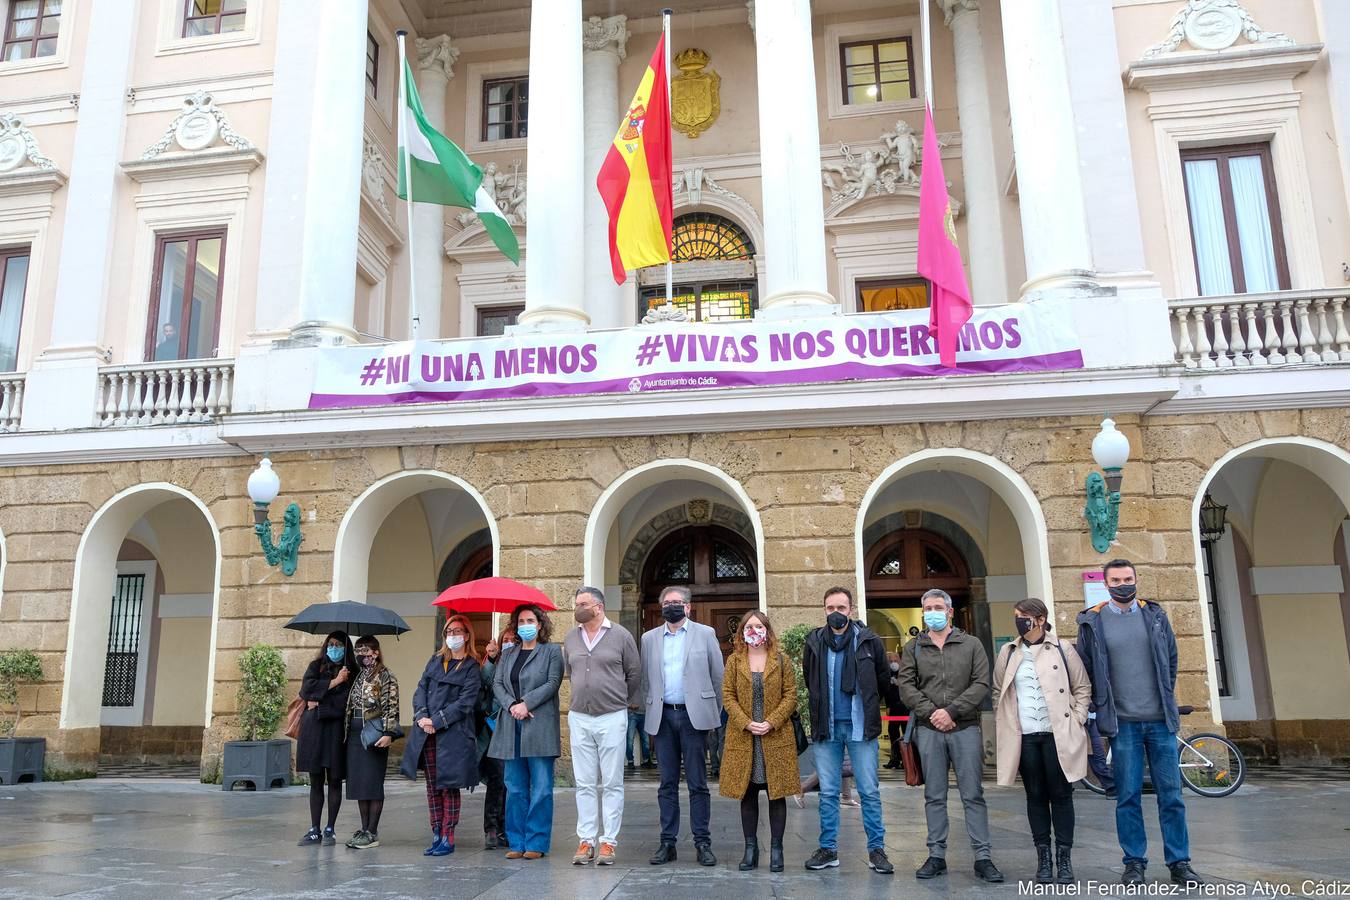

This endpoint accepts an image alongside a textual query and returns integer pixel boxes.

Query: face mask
[326,645,345,664]
[574,606,597,625]
[516,624,538,642]
[890,661,900,673]
[661,604,687,624]
[1014,616,1035,637]
[923,610,949,631]
[826,611,849,631]
[358,654,375,668]
[1107,583,1137,604]
[446,635,465,652]
[501,641,516,651]
[743,627,767,647]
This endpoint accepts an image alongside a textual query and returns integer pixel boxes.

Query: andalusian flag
[397,55,519,264]
[597,33,673,284]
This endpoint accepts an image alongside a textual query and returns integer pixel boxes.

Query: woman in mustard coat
[719,610,801,872]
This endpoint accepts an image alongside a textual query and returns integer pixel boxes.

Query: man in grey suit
[642,585,725,867]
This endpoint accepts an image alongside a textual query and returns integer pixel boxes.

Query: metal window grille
[101,574,145,708]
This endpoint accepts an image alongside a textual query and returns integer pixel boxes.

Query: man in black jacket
[801,586,894,876]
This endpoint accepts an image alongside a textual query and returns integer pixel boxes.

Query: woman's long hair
[315,630,356,674]
[731,609,780,657]
[354,634,385,676]
[440,614,481,664]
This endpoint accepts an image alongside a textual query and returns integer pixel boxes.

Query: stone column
[23,0,141,431]
[753,0,836,317]
[582,15,630,329]
[999,0,1096,296]
[1321,0,1350,232]
[413,35,459,338]
[519,0,589,330]
[939,0,1010,304]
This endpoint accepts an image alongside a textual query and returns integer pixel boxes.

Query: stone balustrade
[97,360,233,427]
[0,373,23,432]
[1170,289,1350,369]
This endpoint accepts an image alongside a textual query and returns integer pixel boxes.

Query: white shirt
[661,622,688,705]
[581,616,614,652]
[1014,642,1052,734]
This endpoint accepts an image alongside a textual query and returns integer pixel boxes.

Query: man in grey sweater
[562,586,641,867]
[1076,559,1203,889]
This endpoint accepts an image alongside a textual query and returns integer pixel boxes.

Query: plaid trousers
[420,734,462,839]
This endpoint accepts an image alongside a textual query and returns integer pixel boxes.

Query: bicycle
[1077,705,1246,798]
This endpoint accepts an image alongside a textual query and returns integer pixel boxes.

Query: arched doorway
[639,524,758,655]
[638,213,758,322]
[864,527,972,638]
[435,535,495,649]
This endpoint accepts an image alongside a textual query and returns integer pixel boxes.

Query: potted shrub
[0,649,44,784]
[222,644,292,791]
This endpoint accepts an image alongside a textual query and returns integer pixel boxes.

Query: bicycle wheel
[1179,733,1246,797]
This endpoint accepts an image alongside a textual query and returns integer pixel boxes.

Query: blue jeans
[503,727,555,854]
[626,709,650,765]
[815,727,884,851]
[1112,720,1190,868]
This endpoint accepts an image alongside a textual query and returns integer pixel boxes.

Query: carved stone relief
[140,90,254,160]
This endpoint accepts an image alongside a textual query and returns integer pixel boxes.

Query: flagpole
[396,30,420,340]
[920,0,933,113]
[662,7,674,309]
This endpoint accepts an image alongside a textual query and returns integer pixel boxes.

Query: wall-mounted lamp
[1198,493,1229,545]
[247,457,303,577]
[1083,417,1130,553]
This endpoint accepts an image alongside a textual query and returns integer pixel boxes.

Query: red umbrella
[432,576,557,614]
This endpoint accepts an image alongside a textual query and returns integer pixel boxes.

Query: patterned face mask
[743,627,767,647]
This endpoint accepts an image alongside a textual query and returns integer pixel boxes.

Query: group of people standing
[289,557,1205,887]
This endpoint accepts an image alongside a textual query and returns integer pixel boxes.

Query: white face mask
[446,635,465,651]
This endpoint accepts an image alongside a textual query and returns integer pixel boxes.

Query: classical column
[939,0,1010,304]
[999,0,1096,296]
[519,0,589,330]
[582,15,630,329]
[1322,0,1350,230]
[23,0,141,430]
[754,0,836,317]
[413,35,459,338]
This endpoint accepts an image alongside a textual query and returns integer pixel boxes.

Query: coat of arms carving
[671,48,720,139]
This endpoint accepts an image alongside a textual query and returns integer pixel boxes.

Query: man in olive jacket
[896,588,1003,884]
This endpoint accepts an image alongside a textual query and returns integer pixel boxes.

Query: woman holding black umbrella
[297,630,356,846]
[343,635,401,849]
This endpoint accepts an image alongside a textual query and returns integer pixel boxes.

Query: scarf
[827,625,857,695]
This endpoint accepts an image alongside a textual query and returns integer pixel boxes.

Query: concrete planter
[0,737,45,784]
[222,739,291,791]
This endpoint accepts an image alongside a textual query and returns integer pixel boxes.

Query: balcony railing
[97,360,234,427]
[0,373,23,432]
[1170,289,1350,369]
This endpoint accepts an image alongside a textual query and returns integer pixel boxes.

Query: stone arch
[861,510,988,580]
[618,500,754,585]
[62,483,222,731]
[856,448,1052,622]
[585,459,766,613]
[332,470,498,603]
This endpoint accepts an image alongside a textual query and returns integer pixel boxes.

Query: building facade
[1,0,1349,776]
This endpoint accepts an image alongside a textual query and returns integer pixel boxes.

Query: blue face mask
[326,645,345,664]
[516,624,539,642]
[922,610,949,631]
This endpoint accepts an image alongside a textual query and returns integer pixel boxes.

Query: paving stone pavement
[1,769,1348,899]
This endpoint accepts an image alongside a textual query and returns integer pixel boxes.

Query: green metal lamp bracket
[1083,470,1121,554]
[255,501,303,577]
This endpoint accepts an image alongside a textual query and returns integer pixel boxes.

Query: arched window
[639,213,757,323]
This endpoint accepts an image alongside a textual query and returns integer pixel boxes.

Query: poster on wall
[309,300,1084,409]
[1083,571,1109,609]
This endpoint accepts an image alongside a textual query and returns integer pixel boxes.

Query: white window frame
[364,9,395,134]
[0,177,63,373]
[464,57,529,155]
[824,15,926,122]
[99,559,158,728]
[0,0,78,75]
[155,0,262,58]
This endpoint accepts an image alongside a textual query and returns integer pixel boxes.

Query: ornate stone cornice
[1143,0,1293,57]
[0,114,57,172]
[582,15,629,60]
[417,34,459,81]
[937,0,979,28]
[139,90,254,160]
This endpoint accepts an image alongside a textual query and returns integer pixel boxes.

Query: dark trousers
[479,750,505,836]
[653,705,711,845]
[1088,717,1114,791]
[1019,732,1075,848]
[886,716,902,764]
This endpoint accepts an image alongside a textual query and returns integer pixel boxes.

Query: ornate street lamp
[1198,492,1229,545]
[1083,417,1130,553]
[248,457,303,577]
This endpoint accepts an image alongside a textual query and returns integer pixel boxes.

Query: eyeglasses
[445,629,467,637]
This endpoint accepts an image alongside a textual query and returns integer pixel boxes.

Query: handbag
[283,695,305,740]
[789,711,809,756]
[361,718,392,750]
[900,713,924,786]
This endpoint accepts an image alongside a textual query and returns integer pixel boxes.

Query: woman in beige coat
[992,598,1092,885]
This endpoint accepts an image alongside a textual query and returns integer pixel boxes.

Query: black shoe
[696,843,716,867]
[805,847,840,870]
[649,842,677,865]
[484,830,499,850]
[640,760,656,769]
[770,840,784,873]
[321,827,337,846]
[1105,788,1118,799]
[1056,845,1075,884]
[1170,862,1204,888]
[883,760,901,769]
[868,849,895,875]
[739,840,759,871]
[1035,845,1054,884]
[974,860,1005,883]
[915,856,947,879]
[1123,863,1147,885]
[298,827,322,847]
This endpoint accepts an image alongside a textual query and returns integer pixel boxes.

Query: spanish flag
[597,34,673,284]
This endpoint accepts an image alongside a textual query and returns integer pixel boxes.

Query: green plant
[42,766,95,782]
[779,624,812,737]
[236,644,288,742]
[0,649,43,739]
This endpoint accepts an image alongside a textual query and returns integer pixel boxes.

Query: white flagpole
[920,0,933,112]
[396,30,420,340]
[663,8,674,308]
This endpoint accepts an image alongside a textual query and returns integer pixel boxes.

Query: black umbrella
[283,600,411,637]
